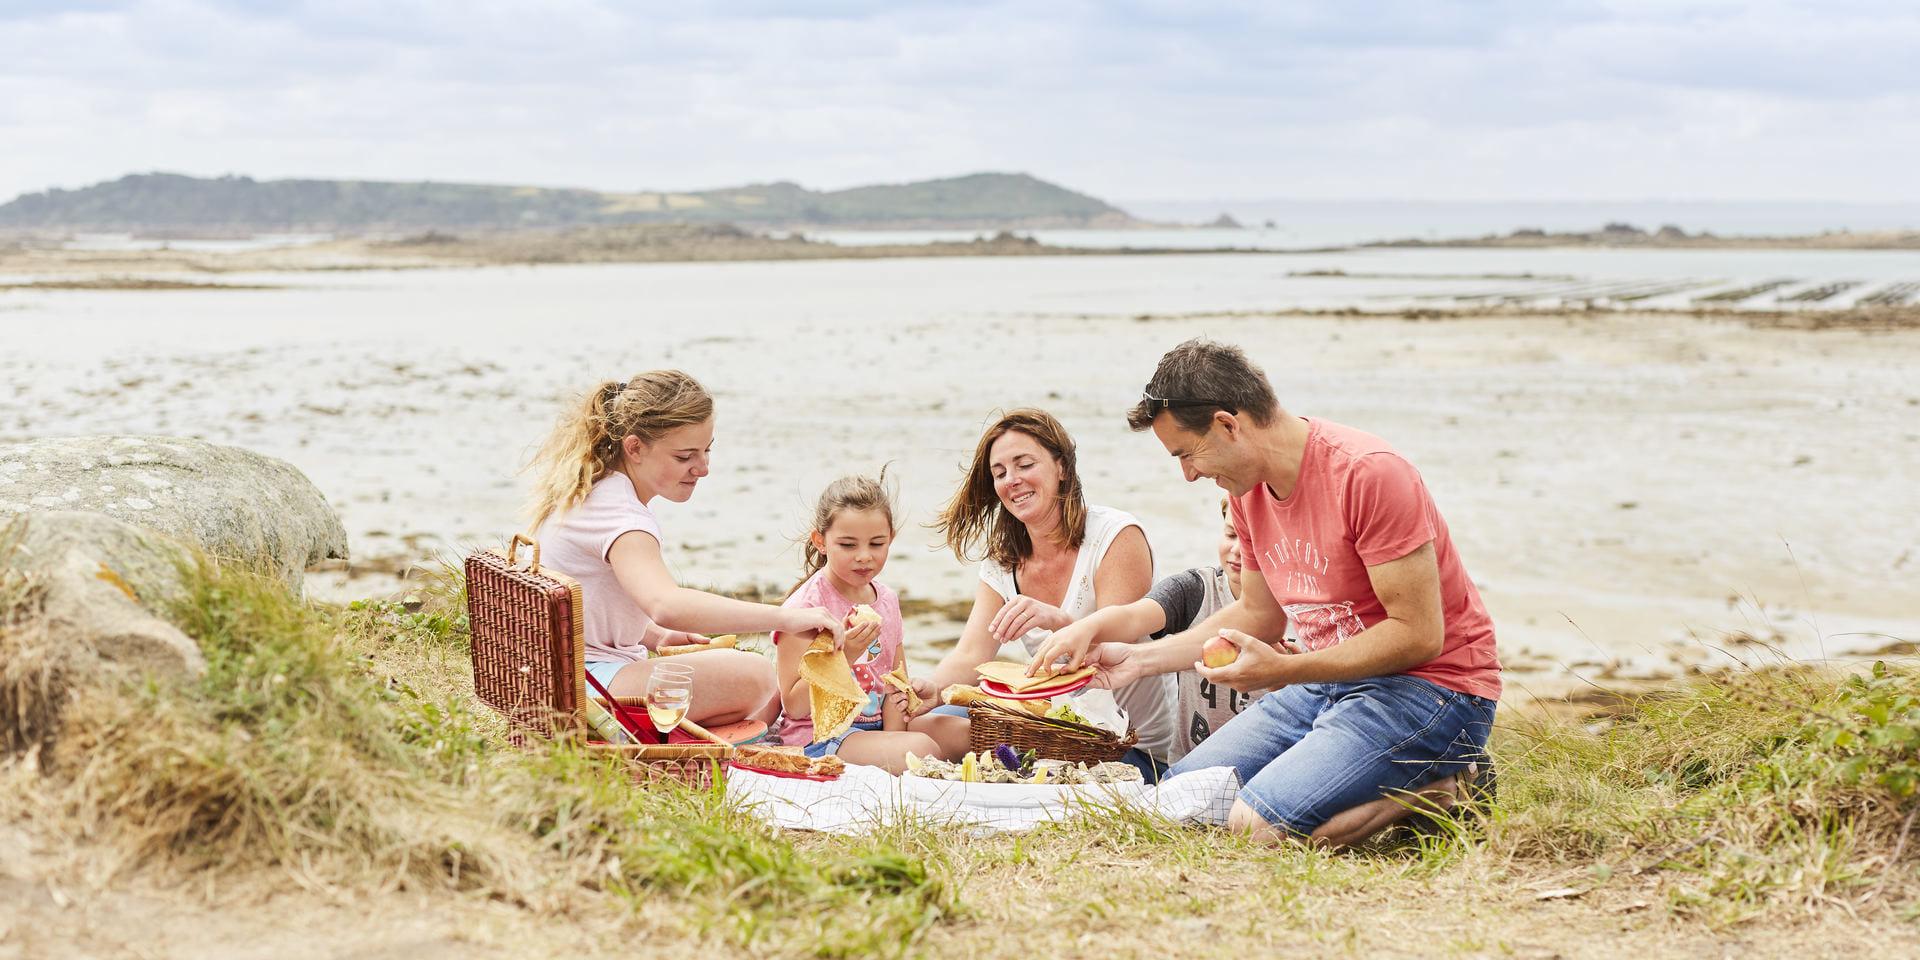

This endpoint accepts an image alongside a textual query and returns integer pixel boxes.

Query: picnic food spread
[800,634,866,742]
[656,634,739,656]
[905,749,1142,784]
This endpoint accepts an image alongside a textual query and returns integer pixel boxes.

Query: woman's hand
[781,606,844,650]
[657,629,709,647]
[1026,618,1101,675]
[988,595,1071,645]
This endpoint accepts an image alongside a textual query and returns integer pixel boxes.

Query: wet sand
[5,256,1916,698]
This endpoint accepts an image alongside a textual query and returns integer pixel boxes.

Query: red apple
[1202,634,1239,669]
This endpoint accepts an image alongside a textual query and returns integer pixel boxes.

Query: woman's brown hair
[524,370,713,528]
[933,408,1086,568]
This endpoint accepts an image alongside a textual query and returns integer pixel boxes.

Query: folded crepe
[879,660,921,714]
[975,660,1097,693]
[879,660,923,714]
[800,634,866,743]
[655,634,738,657]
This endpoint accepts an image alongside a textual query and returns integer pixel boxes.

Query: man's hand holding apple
[1194,628,1300,691]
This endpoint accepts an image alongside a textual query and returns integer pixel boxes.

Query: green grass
[7,549,1918,956]
[16,554,953,957]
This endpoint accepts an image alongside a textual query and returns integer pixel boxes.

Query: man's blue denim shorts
[1166,674,1496,835]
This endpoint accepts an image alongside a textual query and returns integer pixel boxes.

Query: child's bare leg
[749,689,782,727]
[908,712,971,760]
[834,731,941,774]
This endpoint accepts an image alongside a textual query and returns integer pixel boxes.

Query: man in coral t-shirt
[1056,338,1500,847]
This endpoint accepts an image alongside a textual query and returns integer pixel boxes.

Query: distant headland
[0,171,1157,235]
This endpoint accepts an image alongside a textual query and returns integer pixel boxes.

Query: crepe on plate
[974,660,1097,693]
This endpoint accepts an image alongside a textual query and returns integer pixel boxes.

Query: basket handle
[505,533,541,573]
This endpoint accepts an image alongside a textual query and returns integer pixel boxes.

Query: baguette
[656,634,739,657]
[941,683,1050,717]
[735,745,844,777]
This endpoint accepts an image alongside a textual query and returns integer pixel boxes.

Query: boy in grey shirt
[1033,500,1282,763]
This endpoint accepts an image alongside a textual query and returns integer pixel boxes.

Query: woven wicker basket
[968,702,1136,764]
[466,533,734,787]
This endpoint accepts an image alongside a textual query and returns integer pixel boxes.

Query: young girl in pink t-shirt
[772,473,967,772]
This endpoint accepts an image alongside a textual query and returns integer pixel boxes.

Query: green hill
[0,171,1138,233]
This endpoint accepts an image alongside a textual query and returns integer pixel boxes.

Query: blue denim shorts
[585,660,630,690]
[803,717,885,759]
[1166,674,1496,835]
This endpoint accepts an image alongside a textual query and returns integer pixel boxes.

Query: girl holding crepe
[771,473,966,772]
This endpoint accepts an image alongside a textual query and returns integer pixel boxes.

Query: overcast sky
[3,0,1917,204]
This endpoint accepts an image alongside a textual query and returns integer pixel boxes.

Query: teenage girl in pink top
[526,370,843,727]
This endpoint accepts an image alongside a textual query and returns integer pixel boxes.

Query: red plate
[978,674,1093,700]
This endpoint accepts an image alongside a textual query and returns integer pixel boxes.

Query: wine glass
[645,663,695,740]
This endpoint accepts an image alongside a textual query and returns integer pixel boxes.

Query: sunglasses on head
[1139,390,1237,417]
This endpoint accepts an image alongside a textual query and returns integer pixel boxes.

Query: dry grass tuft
[0,519,75,767]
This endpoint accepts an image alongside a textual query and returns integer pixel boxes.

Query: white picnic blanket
[726,764,1242,834]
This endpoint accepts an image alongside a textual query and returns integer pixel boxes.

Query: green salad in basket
[1044,700,1089,725]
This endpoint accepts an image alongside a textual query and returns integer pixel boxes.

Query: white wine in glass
[645,664,695,740]
[647,688,691,734]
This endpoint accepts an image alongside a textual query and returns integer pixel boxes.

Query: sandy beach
[4,250,1917,700]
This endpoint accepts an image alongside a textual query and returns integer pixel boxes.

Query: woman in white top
[924,408,1178,767]
[526,370,842,726]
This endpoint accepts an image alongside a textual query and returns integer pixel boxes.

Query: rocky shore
[0,223,1283,276]
[1368,222,1920,250]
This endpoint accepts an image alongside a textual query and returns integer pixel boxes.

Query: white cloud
[0,0,1915,202]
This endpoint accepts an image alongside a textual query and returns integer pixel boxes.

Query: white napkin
[1060,686,1130,737]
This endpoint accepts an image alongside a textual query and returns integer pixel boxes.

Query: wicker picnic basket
[968,701,1137,764]
[466,533,733,788]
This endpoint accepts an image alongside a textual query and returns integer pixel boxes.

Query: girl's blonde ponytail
[524,371,713,528]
